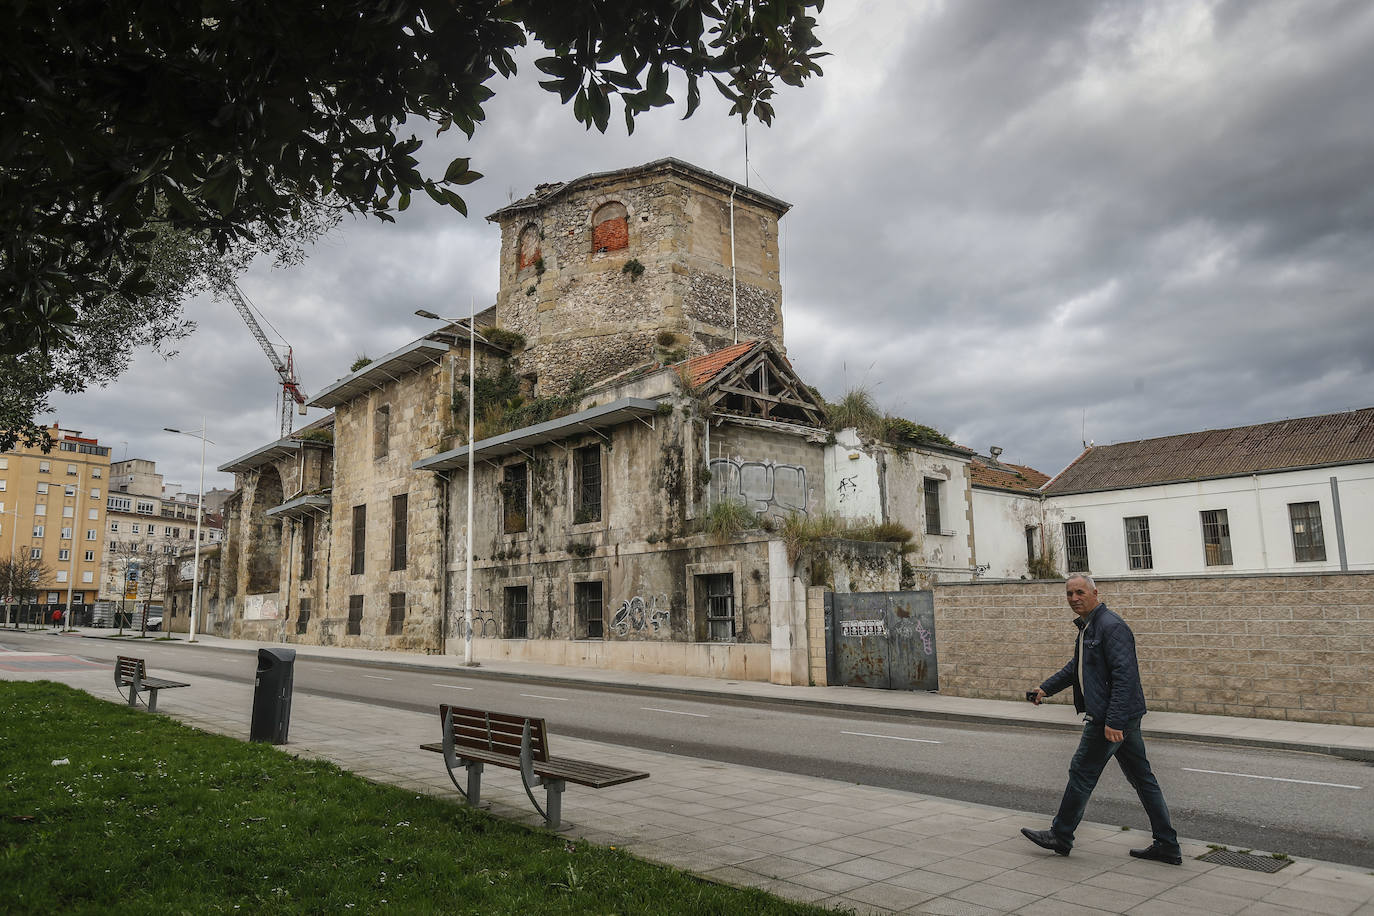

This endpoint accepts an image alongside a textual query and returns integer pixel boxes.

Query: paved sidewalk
[6,633,1374,914]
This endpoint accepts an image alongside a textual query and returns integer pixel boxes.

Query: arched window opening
[592,202,629,254]
[517,224,541,271]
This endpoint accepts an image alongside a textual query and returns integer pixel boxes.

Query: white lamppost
[164,423,211,643]
[415,305,487,667]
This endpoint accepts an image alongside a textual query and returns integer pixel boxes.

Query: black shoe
[1129,843,1183,865]
[1020,827,1070,856]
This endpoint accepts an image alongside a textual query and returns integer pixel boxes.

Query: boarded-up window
[387,592,406,635]
[592,202,628,253]
[374,404,390,459]
[517,224,541,270]
[391,493,408,571]
[301,515,315,580]
[351,504,366,574]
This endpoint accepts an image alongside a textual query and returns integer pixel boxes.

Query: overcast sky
[48,0,1374,495]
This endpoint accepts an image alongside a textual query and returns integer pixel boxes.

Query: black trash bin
[250,648,296,744]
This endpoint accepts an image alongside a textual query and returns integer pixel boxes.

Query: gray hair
[1065,573,1097,589]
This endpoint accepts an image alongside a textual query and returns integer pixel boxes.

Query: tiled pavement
[3,635,1373,915]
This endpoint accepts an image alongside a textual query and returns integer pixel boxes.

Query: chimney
[988,445,1003,465]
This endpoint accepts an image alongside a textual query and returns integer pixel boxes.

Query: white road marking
[1182,768,1361,790]
[363,675,392,681]
[520,693,568,701]
[432,683,474,690]
[642,707,710,718]
[842,730,942,745]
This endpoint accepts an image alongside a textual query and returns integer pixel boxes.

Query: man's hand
[1026,687,1045,705]
[1104,725,1124,742]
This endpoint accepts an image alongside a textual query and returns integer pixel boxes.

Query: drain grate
[1197,849,1292,873]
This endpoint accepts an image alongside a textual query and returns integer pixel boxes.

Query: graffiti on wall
[611,594,670,636]
[709,457,810,521]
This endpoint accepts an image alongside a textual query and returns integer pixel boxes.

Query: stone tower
[485,158,790,394]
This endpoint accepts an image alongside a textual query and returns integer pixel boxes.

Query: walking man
[1020,574,1182,864]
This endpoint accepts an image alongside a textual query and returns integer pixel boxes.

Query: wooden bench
[421,704,649,829]
[114,656,188,712]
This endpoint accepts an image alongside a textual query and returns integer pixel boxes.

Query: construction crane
[223,282,307,439]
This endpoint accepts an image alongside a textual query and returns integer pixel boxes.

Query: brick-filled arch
[591,202,629,254]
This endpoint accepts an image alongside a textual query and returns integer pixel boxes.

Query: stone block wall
[934,572,1374,726]
[806,586,828,686]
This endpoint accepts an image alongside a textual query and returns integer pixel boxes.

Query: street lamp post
[0,504,22,628]
[62,463,83,631]
[415,305,486,667]
[164,423,211,643]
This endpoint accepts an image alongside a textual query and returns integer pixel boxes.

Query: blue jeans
[1051,716,1179,853]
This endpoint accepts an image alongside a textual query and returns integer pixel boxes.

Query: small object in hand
[1025,690,1039,703]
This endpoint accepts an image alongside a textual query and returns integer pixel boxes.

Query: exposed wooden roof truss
[706,347,826,427]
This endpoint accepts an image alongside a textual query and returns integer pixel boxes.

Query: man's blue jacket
[1040,603,1147,729]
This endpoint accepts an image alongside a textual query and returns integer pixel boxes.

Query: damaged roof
[970,457,1051,494]
[1044,406,1374,495]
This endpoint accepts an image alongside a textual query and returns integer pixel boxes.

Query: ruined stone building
[215,159,978,683]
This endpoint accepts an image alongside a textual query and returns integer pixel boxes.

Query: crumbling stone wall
[934,572,1374,726]
[488,161,788,395]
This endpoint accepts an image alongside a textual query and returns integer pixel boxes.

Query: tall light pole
[415,305,487,667]
[164,423,211,643]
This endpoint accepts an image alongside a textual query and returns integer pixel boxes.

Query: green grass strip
[0,682,840,915]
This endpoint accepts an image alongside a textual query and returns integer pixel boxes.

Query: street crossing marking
[642,707,709,718]
[1182,768,1360,790]
[842,730,942,744]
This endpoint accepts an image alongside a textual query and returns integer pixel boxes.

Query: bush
[703,500,760,540]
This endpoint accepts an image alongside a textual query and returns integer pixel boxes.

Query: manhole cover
[1197,849,1292,873]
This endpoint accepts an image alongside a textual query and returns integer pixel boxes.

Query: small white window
[91,468,101,478]
[59,549,70,561]
[34,503,46,516]
[85,529,96,540]
[56,570,68,583]
[39,461,50,473]
[67,464,78,475]
[64,485,76,497]
[0,457,7,468]
[32,525,44,537]
[30,547,42,559]
[110,522,118,532]
[132,523,140,534]
[84,550,94,561]
[90,487,100,499]
[82,571,94,583]
[88,508,98,520]
[147,524,157,536]
[36,482,48,494]
[0,479,6,492]
[60,527,72,539]
[63,505,74,518]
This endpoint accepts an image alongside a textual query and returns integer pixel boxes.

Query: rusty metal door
[825,591,937,691]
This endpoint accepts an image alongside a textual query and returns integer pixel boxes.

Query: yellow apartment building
[0,424,111,624]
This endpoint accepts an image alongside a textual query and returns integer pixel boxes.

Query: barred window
[699,573,735,642]
[1200,509,1233,566]
[574,581,603,639]
[1063,521,1089,573]
[387,592,406,636]
[1288,502,1326,563]
[923,478,942,535]
[505,586,528,639]
[296,598,311,635]
[575,445,601,523]
[1124,516,1152,570]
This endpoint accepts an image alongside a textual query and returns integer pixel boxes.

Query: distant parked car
[146,616,162,631]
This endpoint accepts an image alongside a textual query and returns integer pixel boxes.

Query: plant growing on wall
[621,258,645,281]
[702,499,759,540]
[479,327,526,352]
[1027,544,1061,580]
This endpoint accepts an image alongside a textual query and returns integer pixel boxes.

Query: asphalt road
[9,630,1373,869]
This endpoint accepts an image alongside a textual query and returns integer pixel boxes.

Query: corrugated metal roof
[1044,407,1374,494]
[413,398,661,472]
[306,339,449,409]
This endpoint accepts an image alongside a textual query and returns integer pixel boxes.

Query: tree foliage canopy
[1,0,827,364]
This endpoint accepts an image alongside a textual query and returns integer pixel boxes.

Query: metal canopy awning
[306,339,449,409]
[264,494,331,520]
[413,397,661,472]
[218,438,301,474]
